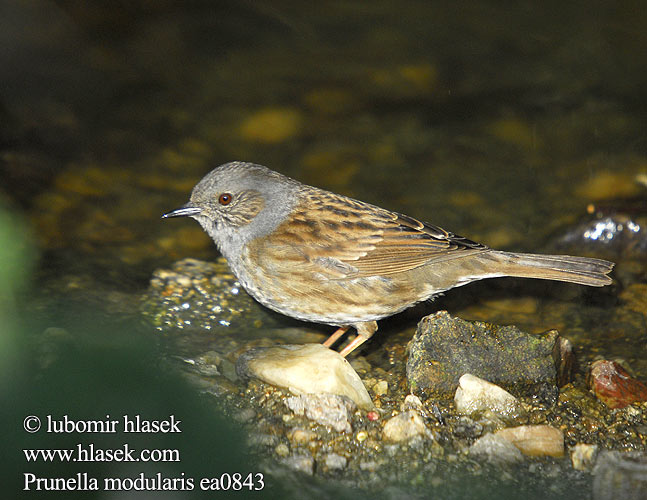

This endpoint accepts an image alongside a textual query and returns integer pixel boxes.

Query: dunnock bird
[163,162,614,356]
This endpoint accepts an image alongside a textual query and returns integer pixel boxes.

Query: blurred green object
[0,205,35,298]
[0,207,278,499]
[0,205,36,387]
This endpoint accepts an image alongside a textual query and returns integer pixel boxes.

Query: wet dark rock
[188,350,223,377]
[592,450,647,500]
[142,258,281,332]
[232,408,256,423]
[587,360,647,409]
[407,311,575,403]
[219,358,238,382]
[552,197,647,258]
[284,393,356,433]
[178,351,244,393]
[451,416,484,439]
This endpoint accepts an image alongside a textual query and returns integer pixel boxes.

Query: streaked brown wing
[259,189,488,278]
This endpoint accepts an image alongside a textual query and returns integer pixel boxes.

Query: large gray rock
[407,311,575,403]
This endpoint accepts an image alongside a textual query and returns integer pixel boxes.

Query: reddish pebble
[587,360,647,409]
[367,411,379,421]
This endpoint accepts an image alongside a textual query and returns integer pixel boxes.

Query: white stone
[382,410,432,442]
[454,373,523,420]
[374,380,389,396]
[237,343,373,410]
[570,443,598,471]
[401,394,424,412]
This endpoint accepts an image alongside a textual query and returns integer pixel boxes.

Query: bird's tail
[486,251,614,287]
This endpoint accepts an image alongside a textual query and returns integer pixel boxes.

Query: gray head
[163,161,299,256]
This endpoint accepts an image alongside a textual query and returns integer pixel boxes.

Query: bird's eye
[218,193,233,205]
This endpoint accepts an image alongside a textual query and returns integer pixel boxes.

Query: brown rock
[495,425,564,457]
[587,360,647,409]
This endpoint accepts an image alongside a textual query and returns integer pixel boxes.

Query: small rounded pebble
[469,433,524,464]
[275,443,290,457]
[356,431,368,442]
[454,373,525,422]
[367,411,379,421]
[374,380,389,396]
[281,454,315,475]
[289,429,317,445]
[382,411,431,442]
[284,393,355,433]
[324,453,348,470]
[571,443,598,471]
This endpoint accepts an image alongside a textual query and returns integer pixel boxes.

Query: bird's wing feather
[257,189,488,278]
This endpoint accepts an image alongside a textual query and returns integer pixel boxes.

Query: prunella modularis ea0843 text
[163,162,614,356]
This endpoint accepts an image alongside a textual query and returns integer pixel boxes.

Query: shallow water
[2,1,646,498]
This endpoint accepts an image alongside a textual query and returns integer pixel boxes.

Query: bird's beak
[161,203,202,219]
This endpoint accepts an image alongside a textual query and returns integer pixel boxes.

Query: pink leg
[322,326,349,348]
[339,334,369,357]
[338,321,378,357]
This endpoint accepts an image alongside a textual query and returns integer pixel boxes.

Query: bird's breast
[226,242,429,324]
